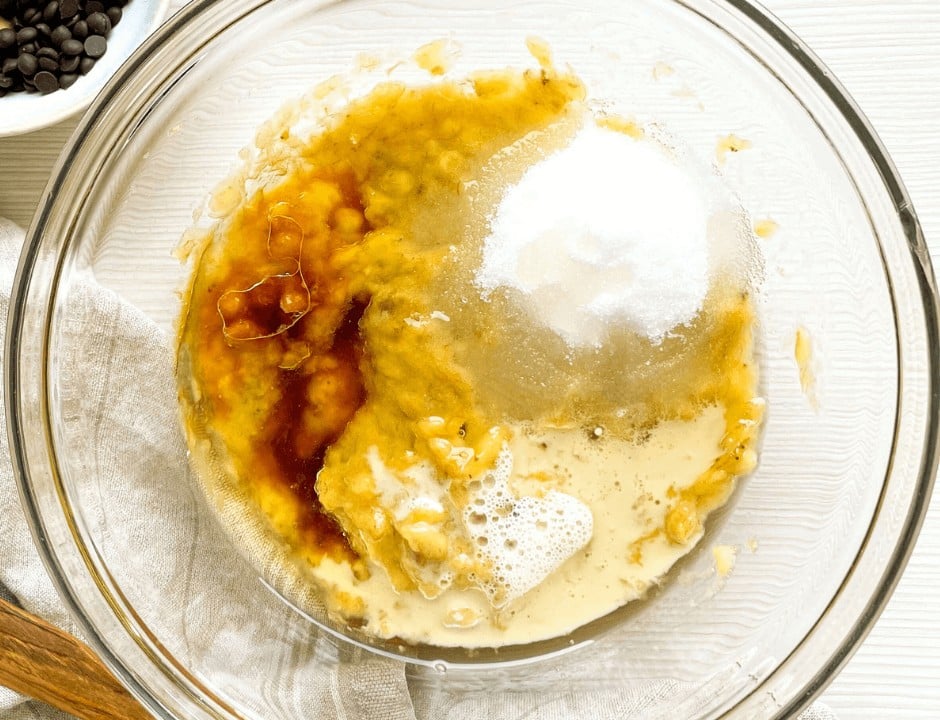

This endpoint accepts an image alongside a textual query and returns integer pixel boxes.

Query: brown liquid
[186,169,374,565]
[264,301,369,561]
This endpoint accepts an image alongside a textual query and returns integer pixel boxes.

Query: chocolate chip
[86,12,110,35]
[79,55,94,74]
[37,55,57,71]
[16,53,38,76]
[58,0,79,20]
[83,34,106,59]
[22,7,40,25]
[33,69,58,93]
[42,1,60,23]
[58,53,78,72]
[16,26,38,44]
[85,1,105,13]
[58,71,77,88]
[36,46,58,59]
[71,19,87,39]
[19,43,36,55]
[0,28,15,50]
[34,22,51,37]
[2,57,18,76]
[60,37,82,55]
[50,24,70,46]
[105,6,121,27]
[0,75,13,90]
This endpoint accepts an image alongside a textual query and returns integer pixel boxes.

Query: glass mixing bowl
[6,0,937,717]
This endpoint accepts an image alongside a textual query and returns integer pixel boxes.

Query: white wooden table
[767,2,940,717]
[0,1,938,716]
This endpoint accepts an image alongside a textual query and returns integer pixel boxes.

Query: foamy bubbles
[463,446,593,606]
[363,444,593,605]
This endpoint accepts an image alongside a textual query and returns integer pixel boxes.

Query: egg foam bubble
[464,446,593,606]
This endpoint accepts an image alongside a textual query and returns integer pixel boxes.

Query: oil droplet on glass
[754,218,778,239]
[652,61,675,80]
[716,133,752,164]
[712,544,737,578]
[413,39,460,76]
[794,326,818,411]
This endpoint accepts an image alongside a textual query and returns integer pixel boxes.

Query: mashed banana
[177,48,763,647]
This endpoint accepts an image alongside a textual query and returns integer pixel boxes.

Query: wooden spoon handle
[0,597,151,719]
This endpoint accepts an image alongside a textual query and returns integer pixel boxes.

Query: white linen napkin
[0,216,835,720]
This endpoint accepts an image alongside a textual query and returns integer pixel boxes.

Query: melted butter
[318,408,727,647]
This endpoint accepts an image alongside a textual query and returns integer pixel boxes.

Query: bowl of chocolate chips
[0,0,168,135]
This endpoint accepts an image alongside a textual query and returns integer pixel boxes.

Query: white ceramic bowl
[0,0,170,136]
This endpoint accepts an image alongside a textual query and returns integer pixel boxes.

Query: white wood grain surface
[767,2,940,717]
[0,1,938,717]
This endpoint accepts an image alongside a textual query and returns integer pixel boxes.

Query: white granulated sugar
[476,124,710,346]
[464,446,593,606]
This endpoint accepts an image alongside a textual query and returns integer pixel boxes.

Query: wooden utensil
[0,597,152,719]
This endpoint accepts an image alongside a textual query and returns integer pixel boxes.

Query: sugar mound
[464,446,593,606]
[476,124,710,346]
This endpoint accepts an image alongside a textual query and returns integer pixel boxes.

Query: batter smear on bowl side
[176,44,764,647]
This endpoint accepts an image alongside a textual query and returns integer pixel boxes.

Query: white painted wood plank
[766,1,940,716]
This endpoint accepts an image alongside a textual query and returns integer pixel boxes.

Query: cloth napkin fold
[0,216,835,720]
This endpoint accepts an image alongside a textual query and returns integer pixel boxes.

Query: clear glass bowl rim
[5,0,938,718]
